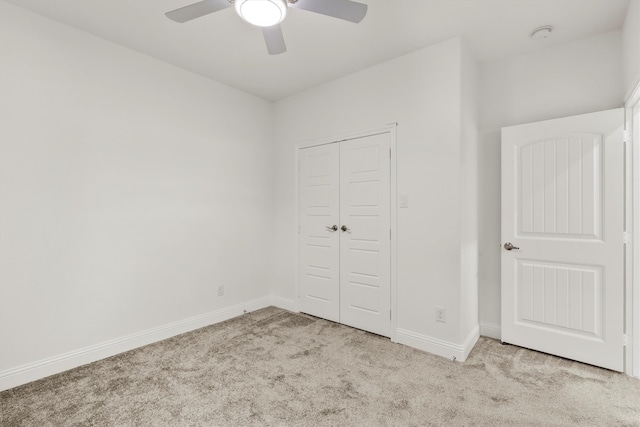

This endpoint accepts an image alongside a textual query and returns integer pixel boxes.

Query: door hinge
[623,231,632,244]
[297,159,300,171]
[390,310,392,321]
[623,334,629,347]
[389,148,391,159]
[623,130,630,143]
[390,229,392,240]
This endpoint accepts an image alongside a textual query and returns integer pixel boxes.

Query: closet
[297,130,392,337]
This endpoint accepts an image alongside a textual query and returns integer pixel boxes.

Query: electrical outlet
[436,307,446,323]
[217,285,224,297]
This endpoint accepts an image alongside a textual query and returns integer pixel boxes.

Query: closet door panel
[298,144,340,322]
[339,133,391,337]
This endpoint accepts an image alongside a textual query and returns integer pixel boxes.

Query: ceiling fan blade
[165,0,231,23]
[291,0,367,23]
[262,25,287,55]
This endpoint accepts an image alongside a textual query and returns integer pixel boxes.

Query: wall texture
[273,38,479,358]
[477,31,624,333]
[624,0,640,99]
[0,1,274,387]
[460,43,479,342]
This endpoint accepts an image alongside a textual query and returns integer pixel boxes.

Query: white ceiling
[6,0,630,101]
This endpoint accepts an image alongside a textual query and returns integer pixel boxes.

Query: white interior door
[298,143,340,322]
[501,109,624,371]
[339,133,391,337]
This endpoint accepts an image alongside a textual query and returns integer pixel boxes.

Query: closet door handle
[326,225,338,232]
[341,225,351,233]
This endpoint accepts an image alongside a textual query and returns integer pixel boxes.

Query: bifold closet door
[298,143,340,322]
[298,132,391,337]
[339,134,391,337]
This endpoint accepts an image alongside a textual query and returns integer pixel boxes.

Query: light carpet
[1,307,639,426]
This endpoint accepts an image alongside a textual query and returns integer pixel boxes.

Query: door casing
[626,82,640,378]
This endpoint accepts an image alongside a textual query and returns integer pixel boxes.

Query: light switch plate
[399,194,409,208]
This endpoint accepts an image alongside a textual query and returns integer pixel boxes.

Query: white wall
[274,38,478,357]
[624,0,640,99]
[460,43,479,342]
[0,1,273,384]
[477,31,624,333]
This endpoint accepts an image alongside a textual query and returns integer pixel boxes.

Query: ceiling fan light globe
[235,0,287,27]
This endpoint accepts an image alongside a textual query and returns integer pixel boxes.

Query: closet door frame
[294,124,398,342]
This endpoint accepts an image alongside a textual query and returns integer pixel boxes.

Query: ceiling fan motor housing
[234,0,288,27]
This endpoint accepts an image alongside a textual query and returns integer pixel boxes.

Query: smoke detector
[530,26,553,40]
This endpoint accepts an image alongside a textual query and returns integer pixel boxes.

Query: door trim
[626,82,640,378]
[294,124,398,341]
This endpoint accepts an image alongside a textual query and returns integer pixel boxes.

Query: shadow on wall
[478,130,502,330]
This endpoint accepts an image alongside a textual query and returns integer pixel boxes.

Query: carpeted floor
[1,307,639,426]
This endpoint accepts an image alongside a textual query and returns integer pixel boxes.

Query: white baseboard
[0,296,272,392]
[480,322,502,340]
[395,324,479,362]
[1,298,503,392]
[461,325,480,360]
[270,296,296,312]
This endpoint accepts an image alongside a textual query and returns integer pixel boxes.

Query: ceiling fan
[165,0,368,55]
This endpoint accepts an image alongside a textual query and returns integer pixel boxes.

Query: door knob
[326,225,338,232]
[341,225,351,233]
[503,242,520,251]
